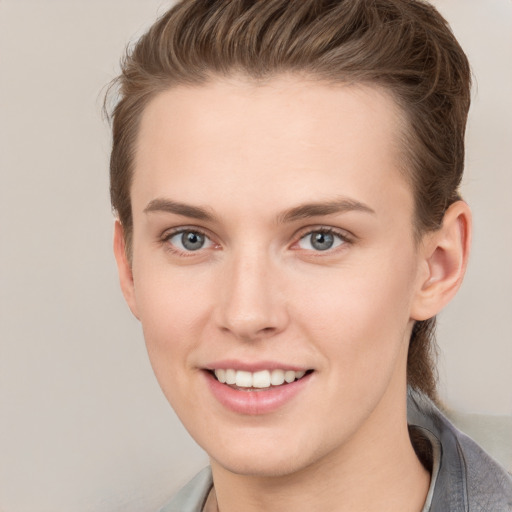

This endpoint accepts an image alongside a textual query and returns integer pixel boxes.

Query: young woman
[107,1,512,510]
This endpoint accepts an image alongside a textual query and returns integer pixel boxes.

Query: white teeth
[215,368,226,383]
[284,370,296,383]
[252,370,271,388]
[270,369,285,386]
[235,370,252,387]
[213,368,308,388]
[225,369,236,385]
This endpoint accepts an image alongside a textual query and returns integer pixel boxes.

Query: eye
[296,229,347,251]
[166,229,215,252]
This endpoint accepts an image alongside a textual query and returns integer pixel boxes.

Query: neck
[209,387,430,512]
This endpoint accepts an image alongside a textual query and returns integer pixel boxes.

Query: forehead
[132,77,412,219]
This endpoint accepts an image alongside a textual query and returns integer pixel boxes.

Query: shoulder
[407,388,512,511]
[157,467,213,512]
[456,429,512,510]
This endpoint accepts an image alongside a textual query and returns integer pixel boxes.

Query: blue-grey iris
[182,231,205,251]
[311,232,334,251]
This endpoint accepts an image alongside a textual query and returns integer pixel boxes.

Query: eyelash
[160,226,353,256]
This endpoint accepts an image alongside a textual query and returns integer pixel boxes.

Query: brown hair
[106,0,471,400]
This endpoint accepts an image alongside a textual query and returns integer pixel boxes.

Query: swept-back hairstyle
[106,0,471,400]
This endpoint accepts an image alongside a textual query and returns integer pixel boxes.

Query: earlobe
[113,220,140,319]
[411,201,472,321]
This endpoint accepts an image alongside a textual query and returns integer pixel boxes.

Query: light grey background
[0,1,510,511]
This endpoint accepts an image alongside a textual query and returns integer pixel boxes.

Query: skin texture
[114,77,471,512]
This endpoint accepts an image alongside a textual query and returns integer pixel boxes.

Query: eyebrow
[277,198,375,223]
[143,198,217,221]
[143,196,375,223]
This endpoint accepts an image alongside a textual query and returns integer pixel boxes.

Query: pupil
[311,232,333,251]
[182,231,204,250]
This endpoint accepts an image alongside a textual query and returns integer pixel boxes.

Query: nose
[215,250,289,341]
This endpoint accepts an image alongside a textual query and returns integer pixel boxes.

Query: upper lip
[204,360,311,372]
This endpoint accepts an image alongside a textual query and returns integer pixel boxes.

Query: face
[119,78,429,478]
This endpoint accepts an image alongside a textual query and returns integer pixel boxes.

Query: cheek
[294,252,417,377]
[132,264,212,382]
[136,286,209,420]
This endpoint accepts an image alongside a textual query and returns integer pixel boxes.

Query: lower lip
[204,371,313,415]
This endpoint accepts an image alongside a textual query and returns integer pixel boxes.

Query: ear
[113,220,140,319]
[411,201,472,321]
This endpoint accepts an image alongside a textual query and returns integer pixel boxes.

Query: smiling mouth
[210,368,313,391]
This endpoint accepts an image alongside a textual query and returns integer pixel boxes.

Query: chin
[211,451,312,479]
[203,430,328,479]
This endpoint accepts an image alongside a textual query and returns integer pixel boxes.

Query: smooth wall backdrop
[0,1,510,511]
